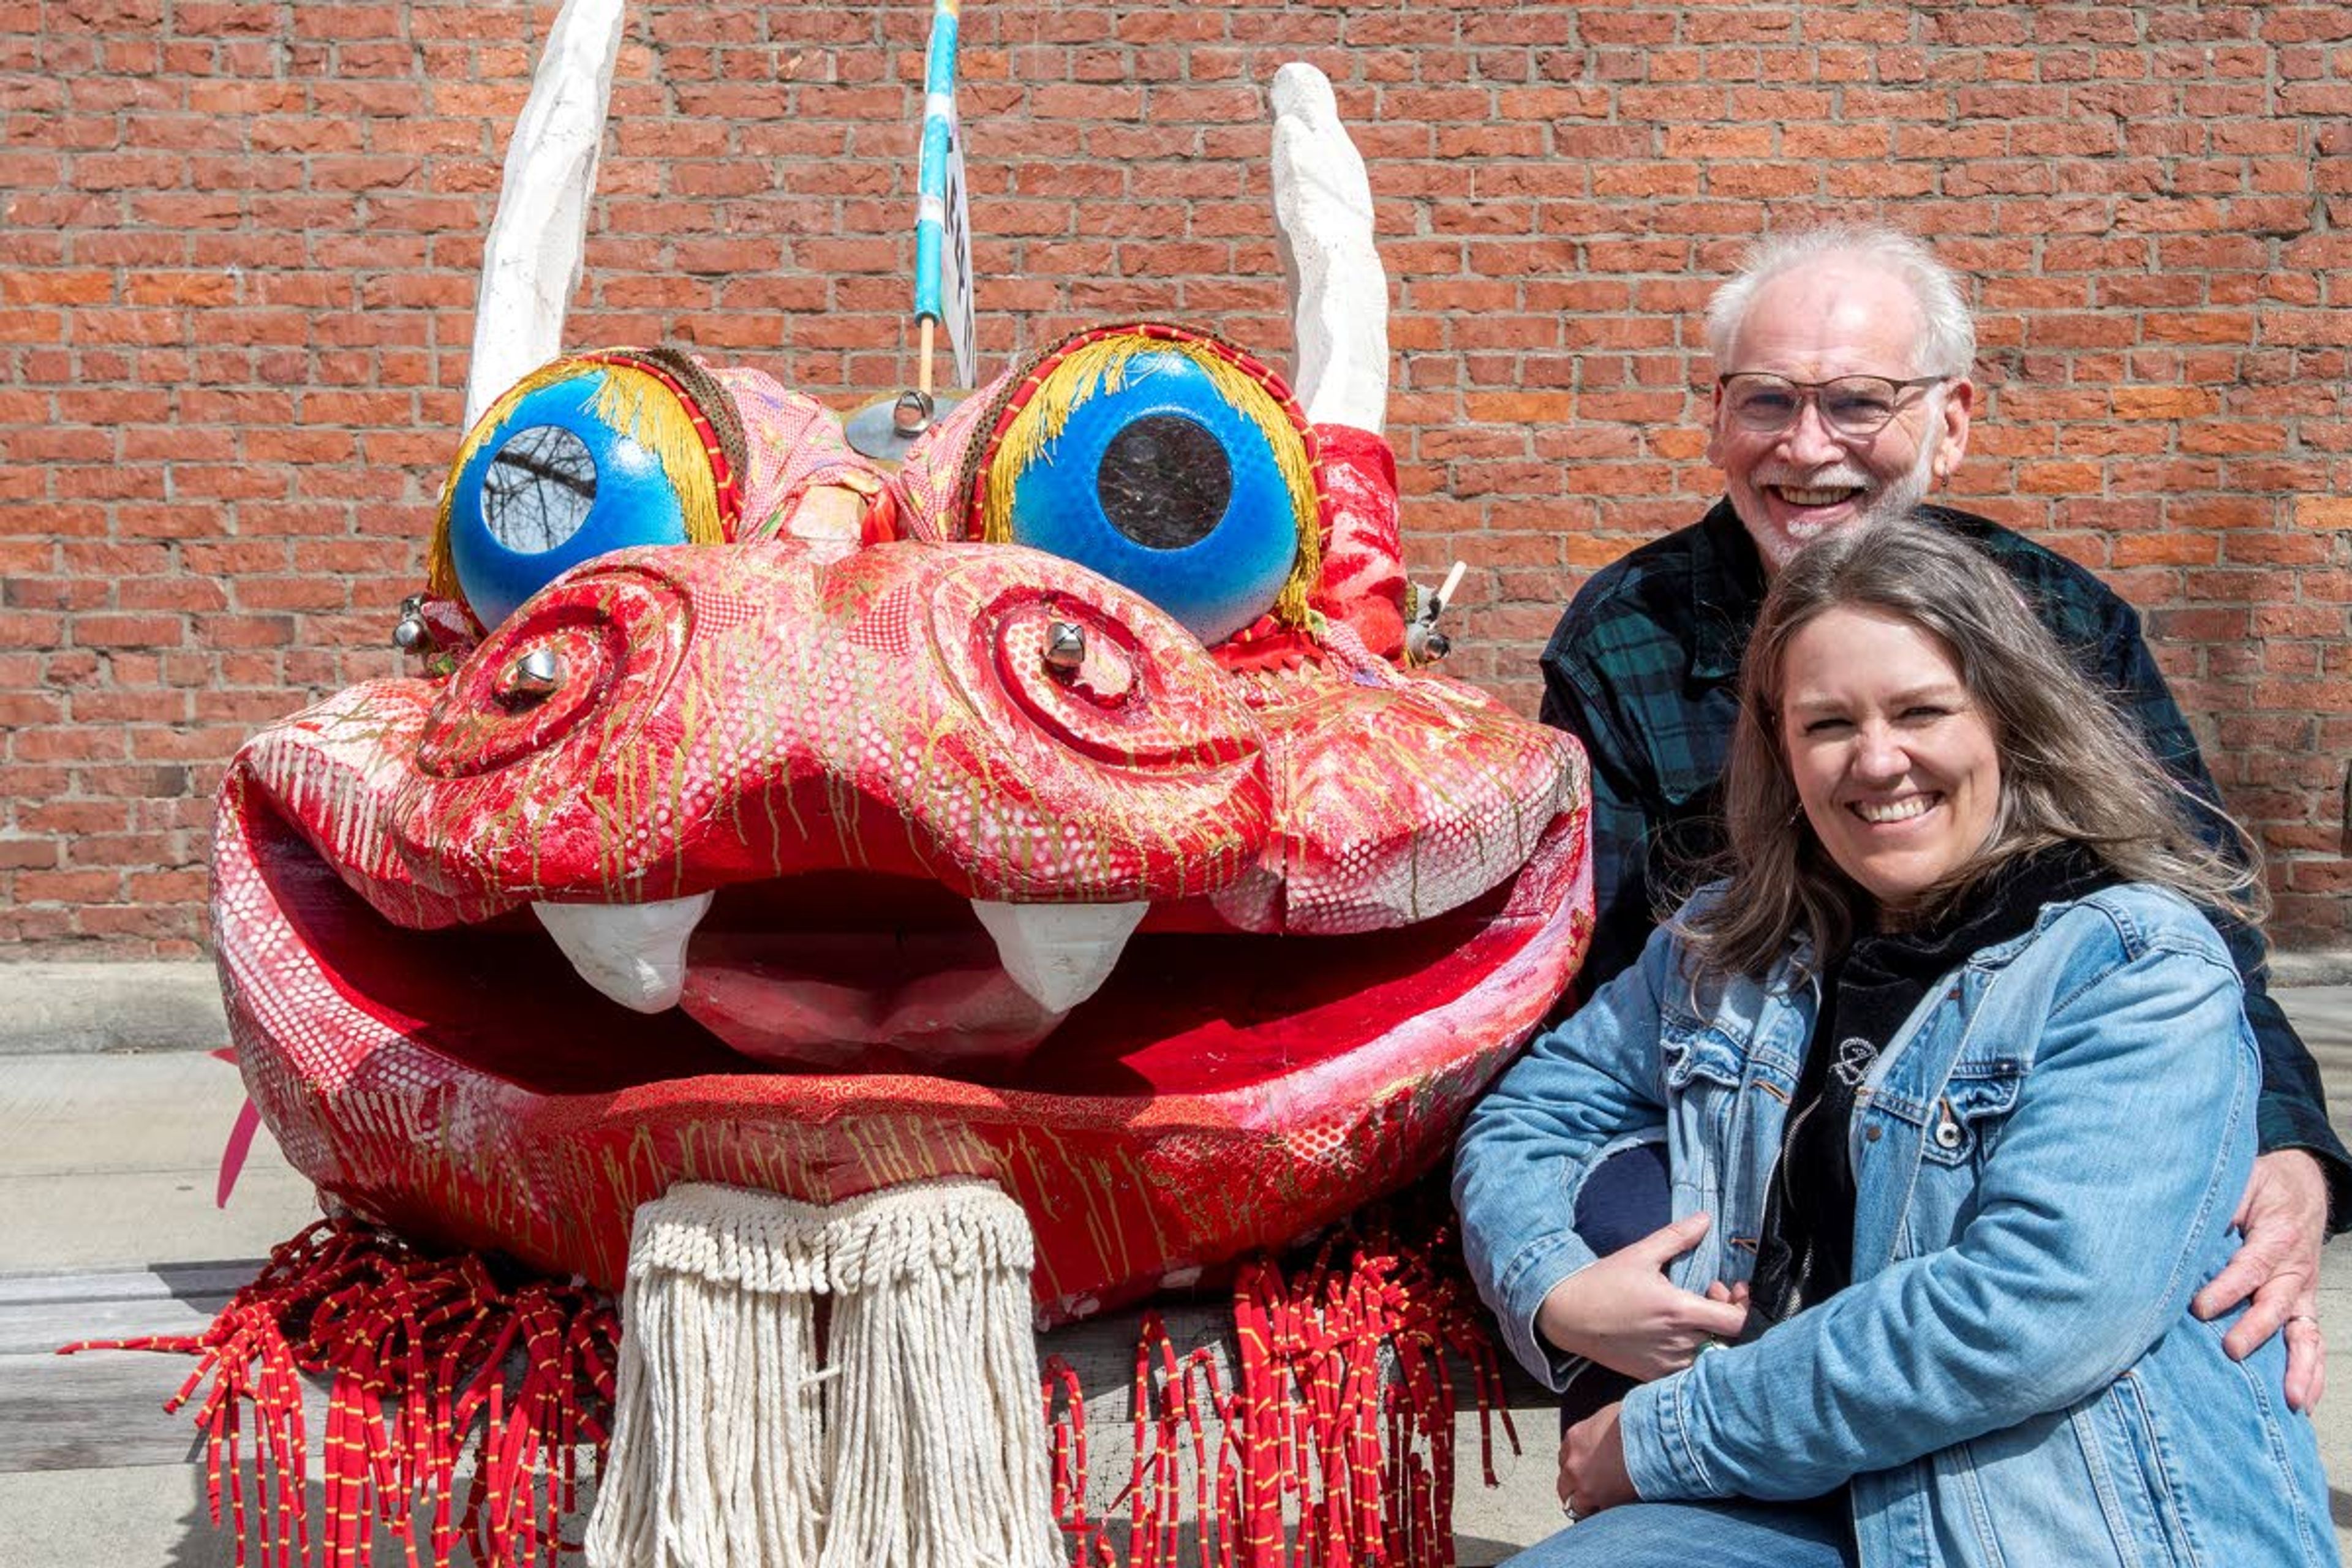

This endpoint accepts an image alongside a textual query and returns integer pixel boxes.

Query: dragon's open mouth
[218,752,1589,1322]
[238,791,1566,1095]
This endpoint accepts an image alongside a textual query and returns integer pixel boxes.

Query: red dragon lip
[215,537,1591,1324]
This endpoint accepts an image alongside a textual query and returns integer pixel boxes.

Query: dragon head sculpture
[208,39,1591,1328]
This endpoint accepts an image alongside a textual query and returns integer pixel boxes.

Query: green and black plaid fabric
[1540,499,2351,1221]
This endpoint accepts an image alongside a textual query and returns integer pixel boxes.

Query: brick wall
[4,0,2348,955]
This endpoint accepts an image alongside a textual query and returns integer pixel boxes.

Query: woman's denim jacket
[1454,881,2337,1567]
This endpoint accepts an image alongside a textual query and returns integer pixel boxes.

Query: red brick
[0,2,2338,952]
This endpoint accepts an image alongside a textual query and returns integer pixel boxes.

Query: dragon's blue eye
[435,350,741,630]
[442,375,690,629]
[979,332,1317,646]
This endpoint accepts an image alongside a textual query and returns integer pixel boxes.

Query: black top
[1751,845,2125,1322]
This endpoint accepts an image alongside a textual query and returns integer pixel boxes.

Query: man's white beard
[1855,426,1940,529]
[1744,392,1950,569]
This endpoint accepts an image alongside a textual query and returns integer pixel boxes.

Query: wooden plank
[0,1295,225,1358]
[0,1262,251,1357]
[0,1351,225,1472]
[0,1261,261,1306]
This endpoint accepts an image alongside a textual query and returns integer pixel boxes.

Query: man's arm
[1539,636,1660,1000]
[2091,596,2352,1223]
[2086,598,2343,1407]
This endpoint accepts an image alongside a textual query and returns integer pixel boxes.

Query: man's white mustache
[1756,468,1873,489]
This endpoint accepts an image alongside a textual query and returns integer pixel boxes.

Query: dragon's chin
[213,774,1591,1324]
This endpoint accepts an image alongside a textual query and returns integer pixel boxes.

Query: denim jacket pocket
[1660,1016,1747,1161]
[1662,1016,1776,1260]
[1660,1018,1746,1093]
[1918,1062,2025,1168]
[2079,1371,2196,1568]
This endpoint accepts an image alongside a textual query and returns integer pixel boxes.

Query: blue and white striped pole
[913,0,974,394]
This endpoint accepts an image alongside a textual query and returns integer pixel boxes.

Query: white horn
[464,0,627,426]
[1270,62,1389,435]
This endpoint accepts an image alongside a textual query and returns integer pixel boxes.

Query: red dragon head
[209,50,1590,1325]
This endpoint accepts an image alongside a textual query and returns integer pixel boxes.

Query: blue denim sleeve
[1453,914,1681,1390]
[1619,910,2256,1503]
[2096,605,2352,1224]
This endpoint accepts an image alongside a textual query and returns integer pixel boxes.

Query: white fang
[970,900,1148,1014]
[535,891,714,1013]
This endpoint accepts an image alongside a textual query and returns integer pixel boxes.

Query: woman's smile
[1848,791,1940,826]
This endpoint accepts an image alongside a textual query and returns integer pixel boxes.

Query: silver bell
[497,646,563,704]
[391,594,431,653]
[1044,620,1086,673]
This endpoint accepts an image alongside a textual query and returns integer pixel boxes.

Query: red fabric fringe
[60,1218,617,1568]
[66,1216,1511,1568]
[1044,1224,1519,1568]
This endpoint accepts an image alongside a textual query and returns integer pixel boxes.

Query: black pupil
[1095,413,1232,551]
[483,425,598,553]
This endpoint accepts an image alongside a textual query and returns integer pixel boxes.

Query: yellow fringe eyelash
[424,360,723,608]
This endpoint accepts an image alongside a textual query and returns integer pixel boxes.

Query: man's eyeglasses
[1716,372,1950,438]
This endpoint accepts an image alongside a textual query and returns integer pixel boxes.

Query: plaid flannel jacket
[1539,499,2352,1221]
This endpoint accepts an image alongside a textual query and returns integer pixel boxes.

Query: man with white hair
[1538,224,2345,1409]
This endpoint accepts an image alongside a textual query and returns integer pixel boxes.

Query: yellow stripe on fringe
[978,334,1324,629]
[425,358,725,608]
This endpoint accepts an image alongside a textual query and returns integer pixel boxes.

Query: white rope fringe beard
[584,1179,1058,1568]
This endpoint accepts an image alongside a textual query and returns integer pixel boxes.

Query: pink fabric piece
[217,1095,262,1209]
[708,365,891,548]
[1310,424,1409,661]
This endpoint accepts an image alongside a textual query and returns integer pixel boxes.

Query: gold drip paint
[1114,1147,1175,1260]
[1028,1123,1133,1284]
[665,663,707,891]
[1007,1137,1070,1300]
[845,1115,929,1189]
[899,698,965,883]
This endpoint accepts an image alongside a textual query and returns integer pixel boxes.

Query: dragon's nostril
[497,646,565,706]
[413,570,686,780]
[1043,620,1087,673]
[1001,607,1134,719]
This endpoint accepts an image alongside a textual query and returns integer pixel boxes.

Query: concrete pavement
[4,967,2352,1564]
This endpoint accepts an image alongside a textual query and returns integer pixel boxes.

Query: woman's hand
[1559,1401,1637,1517]
[1534,1212,1751,1380]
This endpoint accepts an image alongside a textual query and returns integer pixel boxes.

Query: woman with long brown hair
[1455,514,2333,1566]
